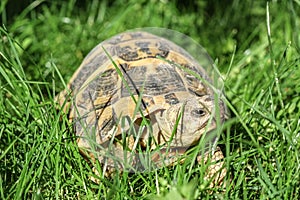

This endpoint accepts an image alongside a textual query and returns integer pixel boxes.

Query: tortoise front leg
[197,146,227,188]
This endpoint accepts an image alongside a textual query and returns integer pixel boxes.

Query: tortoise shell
[60,31,227,173]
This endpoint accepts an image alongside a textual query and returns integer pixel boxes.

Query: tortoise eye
[191,109,206,117]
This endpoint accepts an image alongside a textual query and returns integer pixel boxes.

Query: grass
[1,0,300,199]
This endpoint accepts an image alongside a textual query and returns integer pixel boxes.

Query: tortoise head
[154,95,224,148]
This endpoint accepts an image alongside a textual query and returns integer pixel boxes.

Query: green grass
[1,0,300,199]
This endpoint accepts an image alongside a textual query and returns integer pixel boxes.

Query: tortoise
[58,30,228,186]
